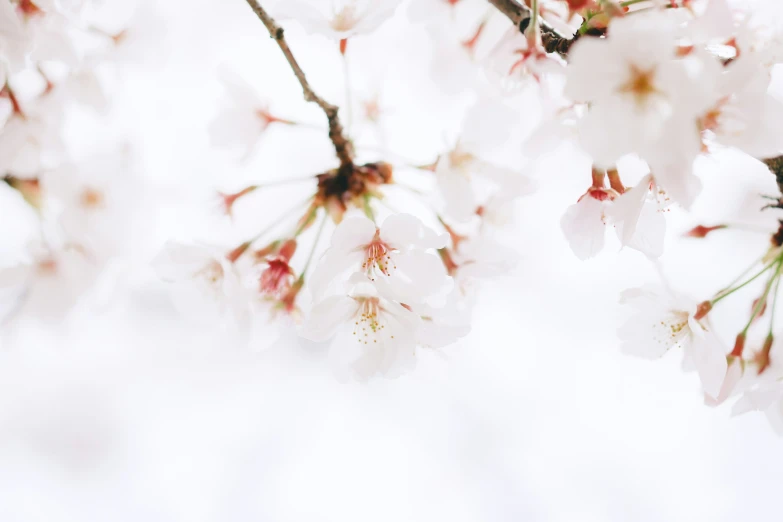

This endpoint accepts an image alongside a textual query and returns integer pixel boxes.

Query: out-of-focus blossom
[152,241,251,330]
[209,68,294,159]
[274,0,401,40]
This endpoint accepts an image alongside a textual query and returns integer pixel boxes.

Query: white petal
[609,176,650,246]
[705,358,744,407]
[152,241,216,281]
[300,295,358,342]
[330,215,376,252]
[687,329,728,399]
[625,199,666,259]
[379,213,446,250]
[309,250,364,300]
[377,250,449,303]
[560,197,607,260]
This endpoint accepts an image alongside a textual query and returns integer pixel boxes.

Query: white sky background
[2,0,783,521]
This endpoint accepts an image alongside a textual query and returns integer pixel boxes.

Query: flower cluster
[0,0,143,323]
[3,0,783,435]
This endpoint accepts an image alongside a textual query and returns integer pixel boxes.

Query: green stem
[771,275,782,335]
[711,259,778,306]
[249,194,314,245]
[529,0,539,39]
[300,210,327,277]
[741,260,783,335]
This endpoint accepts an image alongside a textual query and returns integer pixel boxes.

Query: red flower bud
[684,224,727,238]
[730,332,746,358]
[693,301,712,320]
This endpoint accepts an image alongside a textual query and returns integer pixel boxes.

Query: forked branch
[487,0,577,58]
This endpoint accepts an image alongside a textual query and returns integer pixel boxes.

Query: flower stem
[711,258,778,306]
[235,194,315,259]
[770,275,782,335]
[741,260,783,335]
[529,0,539,40]
[300,210,327,277]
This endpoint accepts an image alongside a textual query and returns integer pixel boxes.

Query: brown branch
[761,156,783,246]
[244,0,354,167]
[487,0,578,58]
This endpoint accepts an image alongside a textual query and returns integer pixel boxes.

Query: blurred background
[1,1,783,521]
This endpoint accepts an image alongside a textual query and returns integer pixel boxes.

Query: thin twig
[244,0,354,167]
[487,0,577,58]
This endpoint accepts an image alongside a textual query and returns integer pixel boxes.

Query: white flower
[703,53,783,158]
[25,11,80,66]
[209,68,291,159]
[452,232,518,280]
[42,150,141,260]
[566,11,718,207]
[310,213,449,303]
[152,241,251,330]
[0,0,32,73]
[274,0,401,40]
[301,274,421,381]
[485,27,565,92]
[436,100,535,222]
[0,243,97,321]
[409,288,471,349]
[618,286,727,398]
[0,98,66,179]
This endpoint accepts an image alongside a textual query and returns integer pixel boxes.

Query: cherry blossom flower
[562,166,667,260]
[565,11,718,207]
[0,95,66,179]
[702,53,783,158]
[0,243,97,321]
[42,150,141,260]
[0,0,32,74]
[436,101,535,222]
[619,286,727,398]
[309,213,449,303]
[152,241,251,330]
[301,274,421,381]
[409,290,472,349]
[274,0,401,40]
[448,231,519,283]
[209,68,293,159]
[485,27,565,92]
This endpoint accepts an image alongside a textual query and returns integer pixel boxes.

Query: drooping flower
[309,213,449,303]
[618,285,727,398]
